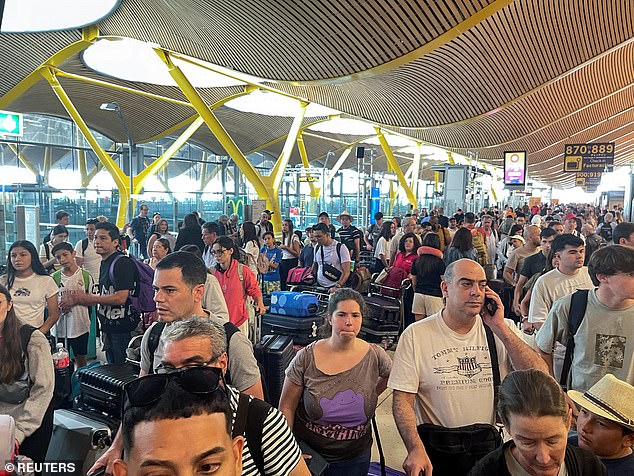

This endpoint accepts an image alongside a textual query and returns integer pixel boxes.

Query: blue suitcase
[270,291,319,317]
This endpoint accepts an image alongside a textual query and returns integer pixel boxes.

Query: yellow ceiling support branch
[41,67,129,226]
[411,143,422,198]
[0,25,98,110]
[434,171,440,193]
[155,49,283,232]
[78,149,88,186]
[43,146,52,183]
[296,133,319,198]
[375,127,417,208]
[270,101,307,190]
[201,163,223,192]
[7,144,39,177]
[327,147,353,183]
[447,151,456,165]
[133,116,204,194]
[245,115,335,156]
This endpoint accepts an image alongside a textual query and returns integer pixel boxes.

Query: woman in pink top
[212,236,266,333]
[392,232,421,275]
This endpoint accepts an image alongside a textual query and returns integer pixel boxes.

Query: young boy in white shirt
[52,242,95,369]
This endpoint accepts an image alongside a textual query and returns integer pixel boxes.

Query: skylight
[0,0,120,33]
[225,90,340,117]
[308,118,377,136]
[82,38,245,88]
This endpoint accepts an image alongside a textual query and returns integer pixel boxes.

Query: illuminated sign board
[504,151,526,186]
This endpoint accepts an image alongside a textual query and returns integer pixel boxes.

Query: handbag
[318,245,343,283]
[416,423,502,475]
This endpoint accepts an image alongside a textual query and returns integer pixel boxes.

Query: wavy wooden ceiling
[1,0,633,188]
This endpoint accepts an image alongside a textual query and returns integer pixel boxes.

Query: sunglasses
[123,366,224,409]
[212,248,227,255]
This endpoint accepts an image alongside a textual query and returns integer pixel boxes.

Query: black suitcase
[364,294,401,324]
[261,312,324,345]
[254,335,295,407]
[360,318,400,345]
[77,363,139,418]
[45,408,119,476]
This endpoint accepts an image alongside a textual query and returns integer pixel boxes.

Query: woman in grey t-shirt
[279,288,392,475]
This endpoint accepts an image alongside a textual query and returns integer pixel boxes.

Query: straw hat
[509,234,525,244]
[337,211,353,222]
[568,374,634,431]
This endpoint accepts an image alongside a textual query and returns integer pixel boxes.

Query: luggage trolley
[360,274,411,348]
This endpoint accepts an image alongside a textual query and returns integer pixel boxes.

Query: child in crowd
[260,232,282,294]
[51,242,95,369]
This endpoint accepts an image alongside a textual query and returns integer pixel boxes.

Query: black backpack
[559,290,590,389]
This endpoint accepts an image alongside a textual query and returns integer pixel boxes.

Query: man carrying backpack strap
[61,222,139,365]
[311,222,351,293]
[535,245,634,407]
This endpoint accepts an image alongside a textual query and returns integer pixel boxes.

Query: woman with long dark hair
[373,221,394,273]
[240,221,260,277]
[279,288,391,476]
[1,240,59,334]
[279,219,301,290]
[411,233,445,321]
[147,219,175,257]
[0,284,54,464]
[444,227,478,266]
[174,213,205,252]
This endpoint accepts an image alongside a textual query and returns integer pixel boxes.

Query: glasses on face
[212,248,226,256]
[124,366,224,410]
[155,354,218,374]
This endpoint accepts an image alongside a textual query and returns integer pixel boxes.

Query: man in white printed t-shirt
[388,259,547,476]
[311,222,351,292]
[75,218,101,282]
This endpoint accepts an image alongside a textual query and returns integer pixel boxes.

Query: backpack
[81,238,89,255]
[559,289,590,389]
[598,222,615,242]
[52,268,92,292]
[43,243,56,274]
[109,254,156,313]
[236,247,250,266]
[380,266,407,298]
[233,393,271,476]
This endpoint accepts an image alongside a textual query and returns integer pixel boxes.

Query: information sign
[563,143,614,172]
[0,110,23,137]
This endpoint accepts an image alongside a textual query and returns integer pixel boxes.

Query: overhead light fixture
[100,103,119,112]
[0,0,120,33]
[83,38,246,88]
[225,90,340,117]
[308,118,376,136]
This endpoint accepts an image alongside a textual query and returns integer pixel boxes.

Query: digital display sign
[504,151,526,186]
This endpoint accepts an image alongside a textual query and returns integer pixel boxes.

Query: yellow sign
[564,155,583,172]
[575,177,585,187]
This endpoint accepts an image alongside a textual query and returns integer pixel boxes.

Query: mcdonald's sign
[226,196,247,220]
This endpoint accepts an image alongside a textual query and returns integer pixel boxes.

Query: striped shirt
[228,386,302,476]
[337,225,362,260]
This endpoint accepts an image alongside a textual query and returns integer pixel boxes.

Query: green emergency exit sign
[0,110,23,137]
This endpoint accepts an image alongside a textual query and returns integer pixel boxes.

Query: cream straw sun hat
[568,374,634,431]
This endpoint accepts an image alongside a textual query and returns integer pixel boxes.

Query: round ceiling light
[308,117,377,136]
[225,90,340,117]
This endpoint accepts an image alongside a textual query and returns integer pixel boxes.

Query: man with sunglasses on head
[90,252,265,475]
[113,370,244,476]
[153,319,308,476]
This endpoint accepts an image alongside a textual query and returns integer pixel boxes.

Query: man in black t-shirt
[336,211,362,263]
[512,227,557,317]
[61,221,139,364]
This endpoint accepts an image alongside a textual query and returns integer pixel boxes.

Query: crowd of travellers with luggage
[2,202,634,476]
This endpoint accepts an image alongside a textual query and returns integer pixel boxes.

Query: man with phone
[388,259,547,476]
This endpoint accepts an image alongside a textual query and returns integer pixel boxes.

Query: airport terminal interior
[1,1,634,476]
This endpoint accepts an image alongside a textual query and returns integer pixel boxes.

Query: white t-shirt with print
[388,311,522,427]
[75,238,101,282]
[315,240,351,288]
[52,268,95,339]
[1,273,59,327]
[374,236,388,259]
[528,267,594,323]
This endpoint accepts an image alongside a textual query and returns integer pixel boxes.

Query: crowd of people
[0,201,633,476]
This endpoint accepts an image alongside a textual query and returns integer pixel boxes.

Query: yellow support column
[7,144,39,177]
[41,67,130,227]
[43,146,52,183]
[133,116,204,194]
[411,143,422,200]
[375,128,417,208]
[296,133,319,198]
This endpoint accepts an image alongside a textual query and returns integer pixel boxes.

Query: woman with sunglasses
[1,240,60,334]
[213,236,266,334]
[279,288,392,475]
[0,284,55,465]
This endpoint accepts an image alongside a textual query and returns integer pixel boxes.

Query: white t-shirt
[528,267,594,323]
[38,242,61,272]
[0,273,59,327]
[281,234,300,260]
[75,238,101,282]
[315,240,351,288]
[536,288,634,392]
[52,268,95,339]
[374,236,388,259]
[388,311,521,427]
[243,240,259,276]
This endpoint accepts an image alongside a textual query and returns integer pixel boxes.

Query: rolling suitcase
[270,291,319,317]
[364,295,401,324]
[45,409,118,476]
[254,335,295,407]
[261,313,324,345]
[77,363,139,419]
[360,317,400,345]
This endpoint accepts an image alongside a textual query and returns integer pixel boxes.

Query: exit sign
[0,110,23,137]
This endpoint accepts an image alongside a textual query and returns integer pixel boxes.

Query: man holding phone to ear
[388,259,548,476]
